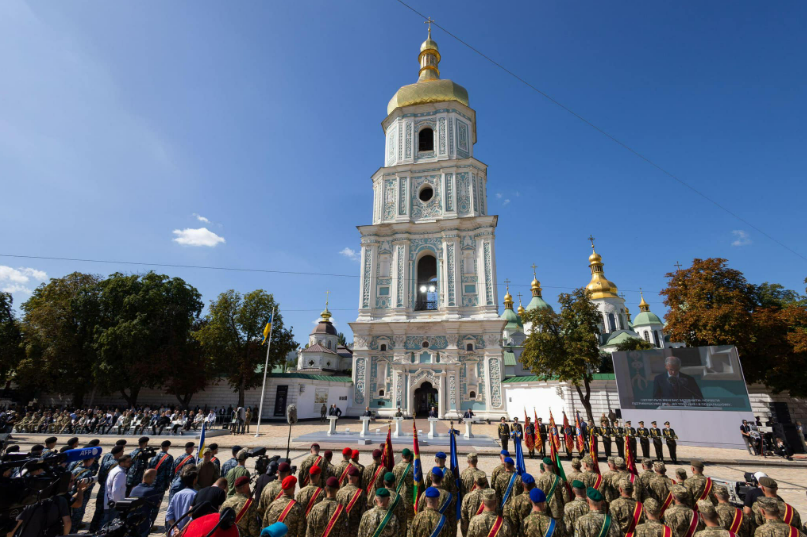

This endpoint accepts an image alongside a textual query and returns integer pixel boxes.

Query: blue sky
[2,0,805,343]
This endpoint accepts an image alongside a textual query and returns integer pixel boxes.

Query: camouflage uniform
[636,520,672,537]
[467,511,515,537]
[610,496,644,534]
[417,486,457,537]
[221,492,261,537]
[258,480,284,520]
[335,483,368,533]
[752,498,802,529]
[564,498,590,535]
[393,459,416,522]
[426,466,457,495]
[602,469,620,503]
[663,505,703,537]
[357,505,399,537]
[536,472,566,520]
[461,467,486,496]
[715,503,753,537]
[386,488,407,532]
[263,496,305,537]
[408,507,452,537]
[296,484,325,518]
[504,488,533,535]
[298,454,321,484]
[684,476,717,509]
[491,463,506,487]
[753,519,807,537]
[575,511,622,537]
[523,511,565,537]
[695,528,735,537]
[495,471,523,516]
[362,461,385,506]
[581,471,604,492]
[462,488,499,537]
[333,459,353,488]
[306,497,349,537]
[648,474,674,504]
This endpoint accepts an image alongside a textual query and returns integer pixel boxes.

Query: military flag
[412,419,425,512]
[513,428,526,476]
[382,424,394,472]
[588,434,600,474]
[625,435,639,476]
[196,420,207,464]
[449,423,462,520]
[562,411,574,453]
[262,314,273,345]
[575,412,585,453]
[524,409,535,452]
[548,410,562,452]
[549,431,572,497]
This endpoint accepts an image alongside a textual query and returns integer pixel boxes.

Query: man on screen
[652,355,704,401]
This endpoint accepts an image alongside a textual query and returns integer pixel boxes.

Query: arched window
[643,331,650,342]
[379,389,385,397]
[469,391,476,399]
[415,254,438,311]
[418,127,434,152]
[326,341,331,349]
[608,313,617,332]
[380,344,387,352]
[653,331,661,348]
[466,343,474,351]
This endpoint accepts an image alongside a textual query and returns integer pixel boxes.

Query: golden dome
[638,290,650,312]
[586,242,619,300]
[387,28,469,115]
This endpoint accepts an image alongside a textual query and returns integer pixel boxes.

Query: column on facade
[391,240,409,313]
[441,236,461,310]
[391,359,407,415]
[359,241,377,314]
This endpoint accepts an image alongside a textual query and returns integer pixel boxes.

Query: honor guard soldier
[751,478,802,529]
[263,476,305,537]
[714,485,752,537]
[461,474,495,537]
[147,440,174,522]
[417,469,457,537]
[537,418,548,458]
[537,458,567,520]
[306,477,349,537]
[523,488,562,537]
[499,417,512,451]
[663,422,678,463]
[693,501,733,537]
[567,458,584,487]
[564,481,590,536]
[663,486,702,537]
[625,421,638,458]
[382,472,406,530]
[393,448,416,523]
[637,421,651,459]
[752,498,807,537]
[684,461,717,509]
[467,489,515,537]
[563,422,575,458]
[127,436,150,495]
[491,450,509,486]
[411,487,453,537]
[648,462,673,505]
[425,452,456,495]
[358,487,399,537]
[222,475,261,537]
[634,499,671,537]
[650,422,664,461]
[336,465,368,533]
[525,417,537,459]
[495,458,522,517]
[600,420,613,458]
[505,473,536,532]
[363,449,386,505]
[512,417,524,439]
[610,479,644,535]
[334,448,354,488]
[574,488,621,537]
[297,465,325,521]
[460,453,486,496]
[299,443,323,486]
[614,421,625,458]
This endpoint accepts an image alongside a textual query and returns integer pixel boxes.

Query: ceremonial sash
[371,504,397,537]
[338,463,351,485]
[629,474,636,484]
[783,503,795,525]
[545,475,560,504]
[487,515,504,537]
[625,502,643,537]
[367,464,386,495]
[729,507,743,533]
[662,525,672,537]
[545,518,557,537]
[683,512,700,537]
[698,478,713,501]
[174,455,194,475]
[277,499,297,523]
[660,493,673,516]
[787,528,798,537]
[154,454,170,471]
[321,504,345,537]
[501,473,518,510]
[235,497,253,523]
[346,487,363,514]
[305,487,323,516]
[439,492,453,515]
[430,515,447,537]
[596,515,612,537]
[476,501,485,516]
[275,490,285,501]
[593,475,603,490]
[302,456,323,487]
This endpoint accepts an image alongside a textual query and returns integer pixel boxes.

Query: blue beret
[435,452,446,459]
[261,522,289,537]
[529,488,546,503]
[504,457,514,465]
[500,450,509,456]
[522,473,535,485]
[424,487,440,498]
[431,467,443,477]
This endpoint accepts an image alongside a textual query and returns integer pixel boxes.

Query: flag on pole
[625,436,639,476]
[449,423,462,520]
[262,314,273,345]
[412,419,425,512]
[513,429,526,476]
[524,409,535,452]
[196,420,207,464]
[589,434,600,474]
[383,424,394,472]
[548,410,561,452]
[534,408,541,453]
[562,412,574,453]
[549,431,572,497]
[575,412,585,453]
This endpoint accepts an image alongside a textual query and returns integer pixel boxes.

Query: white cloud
[495,193,503,199]
[503,199,511,206]
[731,230,752,247]
[172,228,225,247]
[193,213,211,224]
[339,247,360,261]
[0,266,48,294]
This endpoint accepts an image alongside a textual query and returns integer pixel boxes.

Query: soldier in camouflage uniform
[566,458,584,488]
[496,458,523,516]
[222,475,261,537]
[675,469,688,486]
[335,465,368,534]
[362,449,386,506]
[575,488,621,537]
[358,487,399,537]
[663,485,703,537]
[418,468,458,537]
[580,457,601,492]
[564,481,590,535]
[491,450,509,488]
[306,477,349,537]
[635,498,672,537]
[694,500,737,537]
[297,465,325,522]
[714,485,752,537]
[321,450,335,482]
[753,498,807,537]
[467,489,515,537]
[610,478,644,534]
[684,461,717,509]
[349,450,365,489]
[536,458,566,520]
[751,478,802,529]
[523,488,564,537]
[333,448,354,488]
[462,474,496,537]
[461,453,486,496]
[409,487,452,537]
[394,448,416,523]
[637,459,655,501]
[14,412,29,433]
[298,443,322,485]
[648,462,674,504]
[381,472,407,530]
[259,463,293,520]
[505,473,537,534]
[602,458,620,503]
[263,476,305,537]
[426,452,457,495]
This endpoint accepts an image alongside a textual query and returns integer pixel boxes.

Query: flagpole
[255,306,276,437]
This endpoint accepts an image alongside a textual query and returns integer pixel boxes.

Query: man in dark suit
[428,406,438,418]
[652,355,704,402]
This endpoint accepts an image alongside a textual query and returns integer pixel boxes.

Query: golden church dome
[586,241,619,300]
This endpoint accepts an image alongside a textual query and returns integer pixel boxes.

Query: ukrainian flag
[262,314,273,345]
[196,420,206,464]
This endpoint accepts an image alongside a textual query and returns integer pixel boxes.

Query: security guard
[625,421,638,459]
[637,421,651,459]
[663,422,678,463]
[498,417,512,452]
[650,421,664,461]
[600,420,613,458]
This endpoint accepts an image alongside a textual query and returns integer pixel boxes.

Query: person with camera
[130,468,164,537]
[104,454,134,527]
[8,469,91,537]
[221,445,242,479]
[166,466,199,535]
[127,436,152,495]
[69,455,98,530]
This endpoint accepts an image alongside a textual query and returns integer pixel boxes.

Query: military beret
[31,444,44,451]
[67,437,79,445]
[160,440,171,448]
[619,478,633,491]
[231,445,242,454]
[263,523,289,537]
[208,443,218,450]
[281,476,297,490]
[671,485,689,501]
[309,466,322,476]
[236,449,249,460]
[185,442,195,449]
[375,487,390,497]
[643,498,660,514]
[481,489,497,502]
[234,476,250,488]
[278,462,290,472]
[111,445,124,455]
[757,498,780,512]
[59,446,69,453]
[690,459,704,469]
[614,457,626,468]
[425,487,440,498]
[697,500,716,516]
[326,477,340,488]
[435,452,447,459]
[372,449,382,458]
[542,457,553,465]
[467,453,478,461]
[501,450,510,456]
[342,447,352,456]
[587,487,604,502]
[530,488,546,503]
[347,465,360,476]
[653,462,666,472]
[88,439,101,447]
[571,458,582,468]
[384,472,395,484]
[138,436,149,444]
[431,467,444,477]
[758,477,777,489]
[351,450,360,459]
[115,439,128,446]
[522,473,535,485]
[504,457,514,466]
[572,480,586,489]
[324,450,333,458]
[45,436,57,444]
[402,448,412,457]
[311,443,320,449]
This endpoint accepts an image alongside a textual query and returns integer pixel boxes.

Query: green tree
[753,282,805,308]
[614,337,654,352]
[193,289,297,406]
[337,332,348,347]
[93,272,204,407]
[163,319,211,408]
[0,293,25,386]
[19,272,102,406]
[521,288,602,421]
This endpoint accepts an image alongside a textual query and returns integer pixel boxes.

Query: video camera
[135,447,157,461]
[90,497,150,537]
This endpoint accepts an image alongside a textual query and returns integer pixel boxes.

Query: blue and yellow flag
[262,314,273,345]
[196,420,207,464]
[449,424,462,520]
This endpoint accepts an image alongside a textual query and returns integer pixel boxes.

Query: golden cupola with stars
[585,238,619,300]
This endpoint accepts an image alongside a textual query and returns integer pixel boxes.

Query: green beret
[402,448,412,457]
[384,472,396,484]
[587,487,604,502]
[376,487,390,497]
[571,480,585,489]
[542,457,553,465]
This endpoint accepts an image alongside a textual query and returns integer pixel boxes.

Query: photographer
[69,455,98,530]
[127,436,151,495]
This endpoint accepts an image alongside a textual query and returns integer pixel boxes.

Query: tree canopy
[0,293,24,388]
